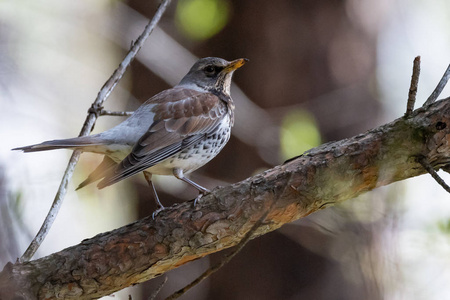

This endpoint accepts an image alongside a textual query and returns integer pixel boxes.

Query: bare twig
[424,64,450,106]
[100,109,134,117]
[149,277,168,300]
[19,0,172,263]
[405,56,421,117]
[165,206,273,300]
[418,156,450,193]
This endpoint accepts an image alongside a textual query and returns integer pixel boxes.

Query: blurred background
[1,0,450,299]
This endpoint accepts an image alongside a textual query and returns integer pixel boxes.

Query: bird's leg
[143,171,164,218]
[173,168,210,206]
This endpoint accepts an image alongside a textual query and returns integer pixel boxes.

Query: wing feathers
[166,118,188,132]
[97,88,229,188]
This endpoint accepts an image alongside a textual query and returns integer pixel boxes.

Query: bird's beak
[224,58,249,72]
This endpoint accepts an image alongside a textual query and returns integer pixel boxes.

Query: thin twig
[149,277,168,300]
[405,56,421,117]
[100,109,134,117]
[418,156,450,193]
[19,0,172,263]
[424,64,450,106]
[165,206,273,300]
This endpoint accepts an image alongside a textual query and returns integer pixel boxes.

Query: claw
[193,194,203,207]
[193,189,210,207]
[152,205,165,219]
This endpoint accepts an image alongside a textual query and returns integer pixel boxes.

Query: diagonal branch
[424,64,450,106]
[19,0,172,263]
[418,156,450,193]
[2,95,450,300]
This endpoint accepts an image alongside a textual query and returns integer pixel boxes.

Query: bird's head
[179,57,248,96]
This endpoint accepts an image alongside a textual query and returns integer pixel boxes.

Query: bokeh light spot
[280,109,321,160]
[176,0,230,40]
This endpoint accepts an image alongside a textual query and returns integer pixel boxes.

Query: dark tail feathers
[12,136,103,153]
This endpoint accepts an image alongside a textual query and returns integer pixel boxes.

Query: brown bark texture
[1,98,449,299]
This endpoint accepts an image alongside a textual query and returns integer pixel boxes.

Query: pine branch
[2,94,450,299]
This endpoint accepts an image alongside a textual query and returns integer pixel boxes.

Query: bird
[13,57,248,216]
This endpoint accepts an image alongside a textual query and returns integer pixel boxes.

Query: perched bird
[14,57,248,216]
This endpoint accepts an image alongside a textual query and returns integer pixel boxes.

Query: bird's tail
[12,136,106,153]
[76,156,117,190]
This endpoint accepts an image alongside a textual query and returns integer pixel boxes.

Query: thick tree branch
[2,98,450,299]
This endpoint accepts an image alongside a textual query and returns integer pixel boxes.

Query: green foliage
[280,109,321,160]
[176,0,230,40]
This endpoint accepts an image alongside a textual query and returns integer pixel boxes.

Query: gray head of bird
[179,57,248,96]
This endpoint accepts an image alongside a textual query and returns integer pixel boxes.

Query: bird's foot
[193,189,210,207]
[152,205,165,219]
[193,194,202,207]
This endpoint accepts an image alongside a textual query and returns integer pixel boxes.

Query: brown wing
[97,87,228,188]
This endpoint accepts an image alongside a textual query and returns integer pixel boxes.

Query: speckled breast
[147,115,232,175]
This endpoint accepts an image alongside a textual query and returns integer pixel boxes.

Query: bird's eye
[204,65,216,76]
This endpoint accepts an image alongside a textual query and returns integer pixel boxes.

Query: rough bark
[1,98,449,300]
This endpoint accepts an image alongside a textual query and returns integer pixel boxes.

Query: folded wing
[97,87,228,188]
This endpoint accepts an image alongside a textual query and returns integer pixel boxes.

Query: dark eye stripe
[204,65,225,74]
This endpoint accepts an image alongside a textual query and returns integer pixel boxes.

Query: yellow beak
[224,58,249,72]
